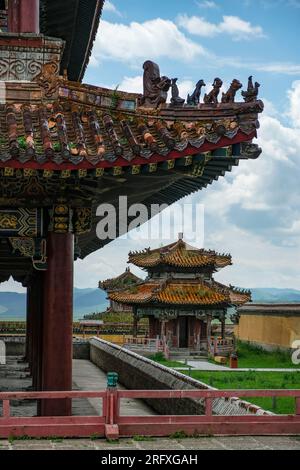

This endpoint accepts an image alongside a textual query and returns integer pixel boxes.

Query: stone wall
[90,337,272,417]
[1,337,89,359]
[235,314,300,351]
[1,336,26,356]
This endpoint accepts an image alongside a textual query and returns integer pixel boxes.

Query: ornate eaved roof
[99,267,142,292]
[109,278,251,307]
[128,237,232,270]
[40,0,105,81]
[0,78,263,172]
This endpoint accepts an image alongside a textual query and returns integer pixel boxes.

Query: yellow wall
[235,315,300,348]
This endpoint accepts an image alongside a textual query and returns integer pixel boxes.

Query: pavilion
[0,0,263,416]
[109,235,251,355]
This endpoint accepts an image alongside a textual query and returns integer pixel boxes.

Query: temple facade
[109,235,251,354]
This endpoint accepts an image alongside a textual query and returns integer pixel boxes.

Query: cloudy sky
[2,0,300,292]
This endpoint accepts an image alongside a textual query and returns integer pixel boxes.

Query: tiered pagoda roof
[109,278,251,307]
[109,238,251,308]
[129,238,232,271]
[99,267,142,292]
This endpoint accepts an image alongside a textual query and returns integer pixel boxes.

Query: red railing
[1,388,300,439]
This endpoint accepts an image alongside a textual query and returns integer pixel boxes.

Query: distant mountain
[0,288,109,321]
[251,288,300,303]
[1,287,300,321]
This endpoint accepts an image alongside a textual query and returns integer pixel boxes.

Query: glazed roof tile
[128,239,232,270]
[109,278,250,307]
[0,80,263,171]
[99,268,143,292]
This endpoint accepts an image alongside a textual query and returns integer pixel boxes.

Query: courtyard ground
[0,435,300,450]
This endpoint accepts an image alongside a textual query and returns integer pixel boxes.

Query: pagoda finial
[178,232,184,240]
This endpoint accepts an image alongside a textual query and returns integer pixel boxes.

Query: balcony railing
[0,388,300,439]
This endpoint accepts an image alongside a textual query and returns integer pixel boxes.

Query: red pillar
[40,233,74,417]
[8,0,39,33]
[25,286,32,363]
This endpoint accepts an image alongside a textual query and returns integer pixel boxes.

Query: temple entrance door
[179,317,189,348]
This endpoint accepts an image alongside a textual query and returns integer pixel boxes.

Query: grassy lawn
[235,341,300,369]
[149,353,186,369]
[186,370,300,414]
[150,347,300,414]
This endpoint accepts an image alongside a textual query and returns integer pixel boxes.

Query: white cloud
[196,1,218,9]
[103,1,121,16]
[215,56,300,76]
[288,80,300,127]
[73,81,300,290]
[251,63,300,75]
[118,75,143,94]
[92,19,208,64]
[177,14,266,40]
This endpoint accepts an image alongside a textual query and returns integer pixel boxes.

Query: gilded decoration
[73,207,92,235]
[0,208,44,237]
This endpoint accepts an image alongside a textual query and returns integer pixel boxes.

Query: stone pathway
[72,359,155,417]
[0,436,300,450]
[0,357,155,418]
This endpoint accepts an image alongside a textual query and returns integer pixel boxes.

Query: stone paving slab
[0,358,155,418]
[72,359,155,417]
[0,436,300,450]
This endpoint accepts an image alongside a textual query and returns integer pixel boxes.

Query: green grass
[236,341,300,369]
[186,370,300,414]
[149,352,187,369]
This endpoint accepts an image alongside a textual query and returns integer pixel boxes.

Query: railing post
[205,398,213,416]
[3,400,10,419]
[105,372,119,440]
[296,397,300,415]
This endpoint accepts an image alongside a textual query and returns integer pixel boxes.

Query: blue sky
[1,0,300,293]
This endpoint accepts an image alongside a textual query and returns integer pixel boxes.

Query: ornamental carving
[73,207,92,235]
[9,237,47,271]
[0,37,64,82]
[0,208,44,237]
[0,214,18,229]
[35,63,61,98]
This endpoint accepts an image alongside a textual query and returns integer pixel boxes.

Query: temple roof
[99,267,142,292]
[0,58,264,267]
[40,0,104,81]
[128,238,232,271]
[109,278,251,307]
[0,80,263,171]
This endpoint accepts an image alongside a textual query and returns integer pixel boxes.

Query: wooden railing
[208,337,234,357]
[124,337,163,353]
[0,388,300,439]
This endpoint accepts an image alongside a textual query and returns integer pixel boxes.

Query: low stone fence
[90,337,272,417]
[1,336,89,359]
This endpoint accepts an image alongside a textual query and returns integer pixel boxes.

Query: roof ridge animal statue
[187,79,206,106]
[242,76,261,102]
[203,78,223,104]
[139,60,171,109]
[221,79,243,103]
[170,78,185,106]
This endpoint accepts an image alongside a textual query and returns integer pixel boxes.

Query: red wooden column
[25,286,32,364]
[40,232,74,417]
[8,0,39,33]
